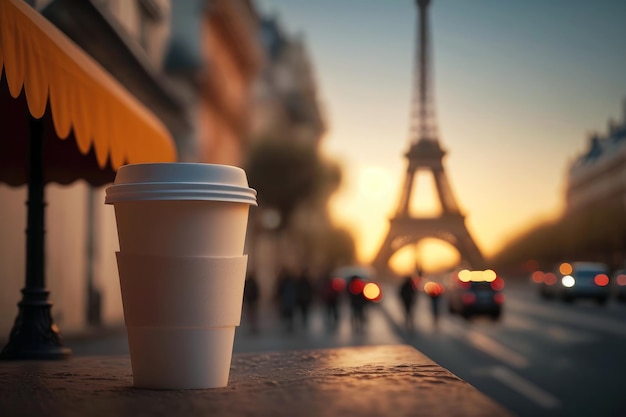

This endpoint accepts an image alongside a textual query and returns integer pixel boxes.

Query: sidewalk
[62,300,403,356]
[0,299,516,417]
[0,344,514,417]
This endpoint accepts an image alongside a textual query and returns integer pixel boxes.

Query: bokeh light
[349,278,365,295]
[491,277,505,291]
[531,270,544,284]
[331,277,346,292]
[559,262,573,275]
[424,281,444,296]
[561,275,575,288]
[594,274,609,287]
[543,272,557,285]
[363,282,382,301]
[458,269,498,283]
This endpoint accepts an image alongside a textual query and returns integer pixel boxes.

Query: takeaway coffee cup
[115,253,249,389]
[104,163,257,257]
[105,163,257,389]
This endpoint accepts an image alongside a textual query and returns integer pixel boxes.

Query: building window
[138,0,163,51]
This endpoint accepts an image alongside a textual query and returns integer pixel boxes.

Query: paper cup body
[105,163,257,257]
[127,326,235,389]
[113,200,249,256]
[115,253,248,389]
[115,253,248,327]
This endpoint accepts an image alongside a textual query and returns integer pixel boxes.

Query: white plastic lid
[105,163,257,205]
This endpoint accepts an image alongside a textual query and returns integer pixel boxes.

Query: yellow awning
[0,0,177,181]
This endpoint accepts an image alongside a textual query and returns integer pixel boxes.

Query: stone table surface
[0,344,514,417]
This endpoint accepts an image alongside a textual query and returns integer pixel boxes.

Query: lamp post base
[1,289,71,360]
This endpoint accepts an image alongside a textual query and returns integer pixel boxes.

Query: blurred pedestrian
[243,272,260,334]
[322,273,342,330]
[276,269,297,333]
[424,281,444,328]
[295,268,314,329]
[347,275,367,333]
[398,275,418,330]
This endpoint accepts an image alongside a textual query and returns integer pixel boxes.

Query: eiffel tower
[372,0,484,277]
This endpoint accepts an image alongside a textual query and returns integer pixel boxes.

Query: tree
[244,138,321,229]
[490,199,626,275]
[244,137,355,275]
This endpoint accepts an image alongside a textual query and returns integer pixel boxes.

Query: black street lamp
[1,115,71,360]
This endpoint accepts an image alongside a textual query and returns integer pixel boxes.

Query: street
[383,281,626,417]
[66,281,626,417]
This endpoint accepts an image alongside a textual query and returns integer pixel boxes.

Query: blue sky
[255,0,626,272]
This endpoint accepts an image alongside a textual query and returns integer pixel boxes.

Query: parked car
[446,269,504,320]
[611,269,626,302]
[548,261,610,304]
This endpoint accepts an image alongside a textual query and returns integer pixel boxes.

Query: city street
[65,281,626,417]
[383,282,626,417]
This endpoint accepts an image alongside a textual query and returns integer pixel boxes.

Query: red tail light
[543,273,557,286]
[459,281,471,290]
[594,274,609,287]
[491,277,505,291]
[349,279,365,295]
[331,277,346,292]
[461,293,476,305]
[531,271,544,284]
[494,293,505,304]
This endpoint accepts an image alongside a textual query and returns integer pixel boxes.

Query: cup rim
[105,163,257,205]
[105,182,257,205]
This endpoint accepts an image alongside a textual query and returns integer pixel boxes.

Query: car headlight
[562,275,575,288]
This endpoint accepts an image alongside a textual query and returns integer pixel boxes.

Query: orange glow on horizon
[327,166,563,272]
[358,166,393,200]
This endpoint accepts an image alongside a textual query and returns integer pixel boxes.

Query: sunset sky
[255,0,626,274]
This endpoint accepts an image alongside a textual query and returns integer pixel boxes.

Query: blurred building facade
[197,1,262,165]
[246,15,353,303]
[0,0,262,337]
[251,17,325,145]
[566,99,626,212]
